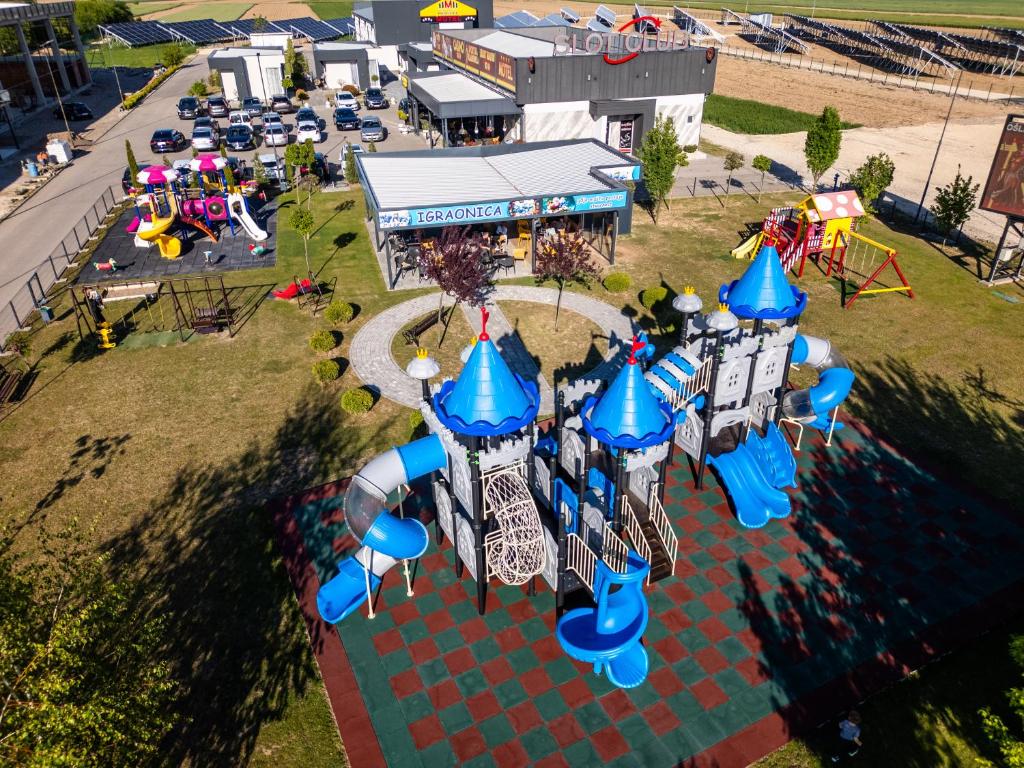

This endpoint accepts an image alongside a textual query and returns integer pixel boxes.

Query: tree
[223,162,236,190]
[848,153,895,214]
[368,141,377,153]
[416,226,491,331]
[979,634,1024,768]
[636,115,686,223]
[252,153,268,187]
[752,154,772,202]
[289,206,315,277]
[282,38,297,90]
[343,143,358,184]
[125,139,139,187]
[534,232,599,330]
[207,69,221,90]
[723,151,745,203]
[931,166,980,244]
[74,0,132,37]
[161,42,187,69]
[252,15,268,32]
[188,80,207,97]
[284,140,316,205]
[0,527,177,765]
[804,105,843,191]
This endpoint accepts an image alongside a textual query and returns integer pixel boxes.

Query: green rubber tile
[726,536,755,555]
[379,728,423,768]
[400,691,434,722]
[714,668,749,698]
[563,738,602,766]
[479,714,516,747]
[635,737,675,767]
[585,670,616,697]
[716,636,751,664]
[545,656,578,686]
[685,573,716,595]
[418,738,456,766]
[439,701,474,734]
[494,678,528,708]
[692,529,720,548]
[683,600,714,623]
[431,565,459,587]
[470,636,502,664]
[575,701,612,734]
[520,616,550,643]
[666,689,705,720]
[534,689,568,720]
[761,542,791,563]
[434,627,465,654]
[708,698,752,736]
[463,753,496,768]
[766,525,791,540]
[756,566,786,589]
[646,589,676,614]
[626,680,661,710]
[506,645,539,672]
[380,648,414,676]
[644,619,671,644]
[676,626,711,653]
[608,755,644,768]
[660,727,700,762]
[418,658,451,688]
[482,607,513,633]
[619,713,655,751]
[383,585,411,607]
[734,686,774,720]
[682,710,728,752]
[416,592,446,615]
[456,668,489,698]
[449,600,479,623]
[695,505,721,523]
[719,581,749,604]
[690,550,719,571]
[672,658,709,689]
[521,726,558,762]
[397,618,430,645]
[372,703,411,737]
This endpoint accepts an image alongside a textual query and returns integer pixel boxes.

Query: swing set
[825,229,914,308]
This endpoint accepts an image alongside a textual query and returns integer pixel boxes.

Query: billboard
[432,31,516,92]
[420,0,476,23]
[980,114,1024,220]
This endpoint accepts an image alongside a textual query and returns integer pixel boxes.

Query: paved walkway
[350,285,636,409]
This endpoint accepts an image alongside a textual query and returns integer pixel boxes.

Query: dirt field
[141,0,315,21]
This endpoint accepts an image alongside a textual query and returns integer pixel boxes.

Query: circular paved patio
[350,286,637,408]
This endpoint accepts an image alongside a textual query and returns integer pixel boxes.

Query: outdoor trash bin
[38,304,53,323]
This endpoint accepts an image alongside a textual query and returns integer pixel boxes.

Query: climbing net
[482,462,546,585]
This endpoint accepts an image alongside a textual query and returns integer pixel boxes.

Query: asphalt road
[0,53,423,317]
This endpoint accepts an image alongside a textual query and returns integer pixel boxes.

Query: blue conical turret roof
[433,308,538,437]
[719,243,807,320]
[582,338,675,450]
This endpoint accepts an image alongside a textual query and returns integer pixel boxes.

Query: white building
[207,47,287,102]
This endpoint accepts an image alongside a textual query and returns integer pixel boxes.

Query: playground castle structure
[126,155,268,259]
[733,191,913,308]
[317,244,855,690]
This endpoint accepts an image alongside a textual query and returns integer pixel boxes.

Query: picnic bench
[402,308,450,345]
[0,368,24,407]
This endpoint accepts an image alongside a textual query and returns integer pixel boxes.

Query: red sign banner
[433,31,516,92]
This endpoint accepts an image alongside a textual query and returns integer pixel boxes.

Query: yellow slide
[136,196,181,259]
[731,232,763,260]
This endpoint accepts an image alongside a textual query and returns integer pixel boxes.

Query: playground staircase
[622,489,674,585]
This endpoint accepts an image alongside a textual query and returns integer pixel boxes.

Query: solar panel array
[223,18,288,36]
[287,17,343,40]
[632,4,657,34]
[98,21,175,46]
[540,13,572,27]
[495,10,539,28]
[671,6,724,42]
[323,17,355,35]
[594,5,617,28]
[869,20,1023,75]
[560,7,580,23]
[586,18,607,32]
[165,19,234,44]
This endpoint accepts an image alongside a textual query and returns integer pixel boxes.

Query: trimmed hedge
[324,301,354,325]
[341,387,373,414]
[312,359,340,385]
[603,273,632,293]
[123,64,184,110]
[309,329,338,353]
[640,286,668,310]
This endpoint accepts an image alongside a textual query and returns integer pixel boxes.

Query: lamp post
[914,68,963,225]
[405,347,440,403]
[254,51,280,174]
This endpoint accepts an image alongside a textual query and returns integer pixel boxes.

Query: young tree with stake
[125,138,139,186]
[931,165,979,245]
[416,226,491,338]
[752,154,772,202]
[848,153,895,214]
[534,232,600,330]
[637,115,687,223]
[723,151,744,203]
[804,106,843,191]
[290,206,315,277]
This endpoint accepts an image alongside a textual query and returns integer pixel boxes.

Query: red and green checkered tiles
[290,424,1024,767]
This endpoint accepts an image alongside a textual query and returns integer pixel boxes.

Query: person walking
[831,710,863,762]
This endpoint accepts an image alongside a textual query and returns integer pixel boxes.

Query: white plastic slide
[227,192,268,241]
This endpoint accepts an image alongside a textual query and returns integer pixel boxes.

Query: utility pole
[914,68,963,225]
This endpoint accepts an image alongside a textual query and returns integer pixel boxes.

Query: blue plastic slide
[317,434,448,623]
[708,424,797,529]
[783,334,855,431]
[556,550,651,689]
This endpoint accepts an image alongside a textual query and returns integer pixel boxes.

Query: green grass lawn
[159,2,253,22]
[127,1,178,16]
[703,94,861,135]
[643,0,1024,29]
[86,41,196,69]
[2,180,1023,766]
[308,1,355,20]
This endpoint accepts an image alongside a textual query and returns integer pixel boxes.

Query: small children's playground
[271,245,1024,767]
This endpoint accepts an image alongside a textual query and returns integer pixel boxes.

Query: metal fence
[1,184,123,351]
[716,43,1019,102]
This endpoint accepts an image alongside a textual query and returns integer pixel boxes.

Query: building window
[687,115,694,123]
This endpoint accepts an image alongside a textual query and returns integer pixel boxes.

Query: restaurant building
[356,139,640,288]
[405,26,717,153]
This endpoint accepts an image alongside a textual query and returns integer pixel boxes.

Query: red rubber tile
[653,635,688,664]
[592,725,630,761]
[444,647,476,676]
[697,617,732,644]
[521,667,554,697]
[451,726,487,762]
[691,678,728,710]
[649,666,685,698]
[644,700,682,736]
[549,712,586,748]
[408,714,445,750]
[409,638,439,664]
[423,609,455,634]
[495,626,526,654]
[427,679,462,710]
[466,690,502,721]
[558,676,594,708]
[482,656,515,686]
[507,701,543,733]
[372,627,404,656]
[390,668,423,699]
[460,617,490,644]
[600,689,637,721]
[493,739,531,768]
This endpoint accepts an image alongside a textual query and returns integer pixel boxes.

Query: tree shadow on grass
[104,387,399,767]
[733,356,1024,766]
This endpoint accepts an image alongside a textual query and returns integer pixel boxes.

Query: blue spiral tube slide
[782,334,855,430]
[317,433,447,623]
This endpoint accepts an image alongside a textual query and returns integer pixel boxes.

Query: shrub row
[341,387,373,414]
[123,64,183,110]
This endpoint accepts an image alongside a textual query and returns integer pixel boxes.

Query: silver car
[360,116,386,143]
[191,127,219,151]
[263,123,289,147]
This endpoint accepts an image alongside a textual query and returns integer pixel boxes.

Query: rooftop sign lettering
[420,0,477,24]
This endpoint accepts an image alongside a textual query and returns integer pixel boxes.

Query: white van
[228,110,252,127]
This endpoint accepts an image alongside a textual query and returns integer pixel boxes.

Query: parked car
[334,91,360,111]
[228,110,253,128]
[122,166,136,193]
[334,107,360,131]
[261,111,283,129]
[258,152,288,186]
[271,94,294,114]
[177,97,203,119]
[242,97,263,118]
[296,107,319,126]
[339,142,363,163]
[225,124,255,151]
[191,127,219,151]
[263,123,289,147]
[206,96,229,117]
[296,121,322,144]
[309,152,329,182]
[194,116,220,136]
[360,115,386,142]
[363,87,387,109]
[53,101,93,121]
[150,128,187,152]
